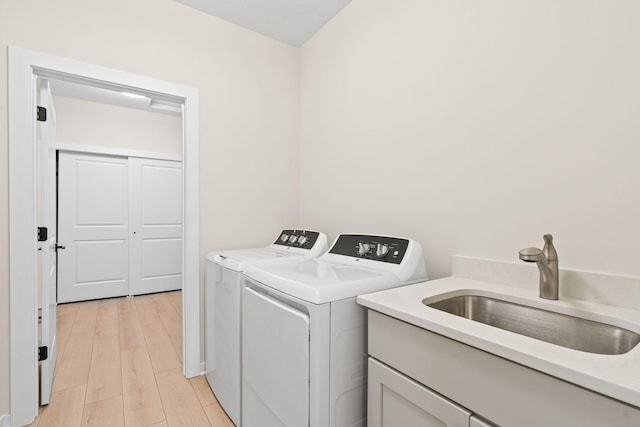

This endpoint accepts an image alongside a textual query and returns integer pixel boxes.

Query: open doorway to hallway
[9,47,200,426]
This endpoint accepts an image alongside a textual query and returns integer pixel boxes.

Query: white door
[58,152,130,303]
[36,77,58,405]
[129,157,182,295]
[242,287,310,427]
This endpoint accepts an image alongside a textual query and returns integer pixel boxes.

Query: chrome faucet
[519,234,559,300]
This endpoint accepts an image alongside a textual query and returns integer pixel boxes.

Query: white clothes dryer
[241,234,427,427]
[205,229,327,426]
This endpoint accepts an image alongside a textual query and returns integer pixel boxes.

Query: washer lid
[206,247,303,272]
[244,259,402,304]
[204,229,328,272]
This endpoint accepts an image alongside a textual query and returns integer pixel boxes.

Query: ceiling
[174,0,352,47]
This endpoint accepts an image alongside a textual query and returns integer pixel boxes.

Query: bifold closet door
[58,152,130,303]
[129,157,183,296]
[58,152,182,303]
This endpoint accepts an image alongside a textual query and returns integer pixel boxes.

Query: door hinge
[37,106,47,122]
[38,346,48,361]
[37,227,48,242]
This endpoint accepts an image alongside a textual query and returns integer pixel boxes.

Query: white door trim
[8,46,201,426]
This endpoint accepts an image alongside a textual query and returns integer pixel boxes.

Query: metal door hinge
[37,227,48,242]
[37,106,47,122]
[38,346,48,361]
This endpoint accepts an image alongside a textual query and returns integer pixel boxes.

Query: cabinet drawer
[368,358,471,427]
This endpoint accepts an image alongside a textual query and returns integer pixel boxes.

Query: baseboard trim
[200,361,206,376]
[0,414,11,427]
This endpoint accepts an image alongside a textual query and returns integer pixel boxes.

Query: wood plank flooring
[29,291,235,427]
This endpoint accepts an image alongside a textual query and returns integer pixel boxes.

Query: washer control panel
[329,234,410,264]
[273,230,321,250]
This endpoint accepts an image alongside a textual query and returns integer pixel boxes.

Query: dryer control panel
[328,234,410,264]
[273,230,321,250]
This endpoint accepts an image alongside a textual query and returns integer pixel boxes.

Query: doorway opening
[8,47,200,427]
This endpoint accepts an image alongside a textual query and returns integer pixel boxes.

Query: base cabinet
[366,310,640,427]
[368,358,493,427]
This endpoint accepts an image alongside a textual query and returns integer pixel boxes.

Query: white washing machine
[205,229,328,426]
[241,234,428,427]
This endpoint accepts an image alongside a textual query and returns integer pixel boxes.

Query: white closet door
[58,152,129,303]
[129,157,182,295]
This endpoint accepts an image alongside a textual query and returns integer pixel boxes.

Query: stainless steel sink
[425,295,640,355]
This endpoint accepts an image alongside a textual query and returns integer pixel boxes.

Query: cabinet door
[368,358,471,427]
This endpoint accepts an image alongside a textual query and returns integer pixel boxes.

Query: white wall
[53,96,182,154]
[0,0,9,416]
[0,0,300,417]
[299,0,640,280]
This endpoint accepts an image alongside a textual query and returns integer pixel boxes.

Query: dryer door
[243,286,310,427]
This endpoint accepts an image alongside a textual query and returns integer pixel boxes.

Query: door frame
[8,46,200,426]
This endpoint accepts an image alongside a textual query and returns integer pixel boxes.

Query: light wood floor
[29,291,235,427]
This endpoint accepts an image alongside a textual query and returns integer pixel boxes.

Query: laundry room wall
[299,0,640,280]
[0,0,300,414]
[53,96,183,155]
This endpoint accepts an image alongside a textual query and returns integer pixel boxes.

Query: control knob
[280,233,289,243]
[358,242,371,256]
[288,235,298,244]
[298,236,308,245]
[376,243,389,258]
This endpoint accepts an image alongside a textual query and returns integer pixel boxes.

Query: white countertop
[357,276,640,408]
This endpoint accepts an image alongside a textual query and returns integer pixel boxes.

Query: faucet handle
[544,234,553,244]
[519,247,543,262]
